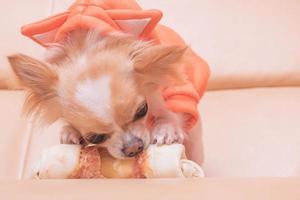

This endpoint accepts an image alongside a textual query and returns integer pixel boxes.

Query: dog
[8,0,209,159]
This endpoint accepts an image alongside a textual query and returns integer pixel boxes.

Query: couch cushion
[139,0,300,90]
[200,87,300,177]
[1,87,300,178]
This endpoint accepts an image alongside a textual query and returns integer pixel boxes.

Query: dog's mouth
[79,123,151,159]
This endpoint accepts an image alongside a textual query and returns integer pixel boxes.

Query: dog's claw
[151,123,185,145]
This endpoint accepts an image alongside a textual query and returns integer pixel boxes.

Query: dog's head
[8,31,186,158]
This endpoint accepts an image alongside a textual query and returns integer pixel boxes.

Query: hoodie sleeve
[163,48,210,131]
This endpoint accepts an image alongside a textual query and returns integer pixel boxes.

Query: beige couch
[1,0,300,199]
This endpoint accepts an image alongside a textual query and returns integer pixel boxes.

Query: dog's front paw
[60,125,84,145]
[151,122,185,145]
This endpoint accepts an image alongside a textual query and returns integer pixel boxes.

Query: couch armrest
[1,178,300,199]
[0,91,31,179]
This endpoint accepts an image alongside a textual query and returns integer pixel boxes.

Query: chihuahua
[8,30,188,159]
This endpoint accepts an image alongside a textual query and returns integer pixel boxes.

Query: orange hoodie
[21,0,210,131]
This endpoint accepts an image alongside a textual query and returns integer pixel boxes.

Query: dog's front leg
[151,112,185,145]
[147,90,186,145]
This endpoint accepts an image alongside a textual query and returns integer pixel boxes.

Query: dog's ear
[8,54,58,94]
[7,54,60,123]
[133,45,187,87]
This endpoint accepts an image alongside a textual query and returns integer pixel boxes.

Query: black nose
[122,137,144,157]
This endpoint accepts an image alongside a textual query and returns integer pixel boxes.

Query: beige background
[0,0,299,180]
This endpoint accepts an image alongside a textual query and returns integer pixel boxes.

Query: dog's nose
[122,137,144,157]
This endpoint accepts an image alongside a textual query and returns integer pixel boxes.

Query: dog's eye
[134,103,148,121]
[85,133,109,144]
